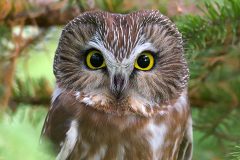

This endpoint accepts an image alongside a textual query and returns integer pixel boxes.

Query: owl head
[53,10,189,116]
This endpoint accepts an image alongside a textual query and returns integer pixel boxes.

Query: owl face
[54,10,189,116]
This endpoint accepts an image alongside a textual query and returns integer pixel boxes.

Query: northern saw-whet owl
[42,10,192,160]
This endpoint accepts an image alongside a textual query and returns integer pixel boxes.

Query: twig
[0,22,45,110]
[2,0,81,27]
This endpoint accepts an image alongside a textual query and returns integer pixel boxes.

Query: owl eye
[134,52,154,71]
[86,50,106,69]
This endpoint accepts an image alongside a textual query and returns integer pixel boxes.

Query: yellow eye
[134,52,154,71]
[86,50,106,69]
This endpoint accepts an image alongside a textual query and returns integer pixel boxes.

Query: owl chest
[67,116,183,160]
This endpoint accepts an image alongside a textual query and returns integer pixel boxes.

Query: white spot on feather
[82,96,94,105]
[56,120,78,160]
[75,91,81,99]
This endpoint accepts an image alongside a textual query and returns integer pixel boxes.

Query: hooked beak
[111,73,127,98]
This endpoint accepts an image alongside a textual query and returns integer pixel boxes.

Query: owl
[41,10,192,160]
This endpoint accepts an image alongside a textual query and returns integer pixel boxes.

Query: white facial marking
[122,42,156,65]
[56,120,78,160]
[88,40,117,66]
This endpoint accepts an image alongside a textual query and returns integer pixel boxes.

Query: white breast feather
[56,120,78,160]
[147,120,168,160]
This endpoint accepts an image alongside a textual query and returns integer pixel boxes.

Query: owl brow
[87,39,117,64]
[125,42,157,62]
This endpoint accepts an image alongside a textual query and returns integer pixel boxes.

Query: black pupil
[90,53,104,68]
[137,55,150,68]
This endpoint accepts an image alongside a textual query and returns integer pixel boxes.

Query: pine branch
[229,145,240,160]
[177,0,240,55]
[0,25,47,110]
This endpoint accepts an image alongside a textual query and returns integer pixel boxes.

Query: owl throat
[53,84,185,117]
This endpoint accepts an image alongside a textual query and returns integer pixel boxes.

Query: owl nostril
[112,74,125,97]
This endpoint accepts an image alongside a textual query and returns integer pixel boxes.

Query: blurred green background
[0,0,240,159]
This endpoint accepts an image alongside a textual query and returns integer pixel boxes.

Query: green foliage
[67,0,89,10]
[0,24,12,54]
[16,27,60,83]
[228,146,240,160]
[0,106,55,160]
[176,0,240,58]
[175,0,240,158]
[12,77,52,105]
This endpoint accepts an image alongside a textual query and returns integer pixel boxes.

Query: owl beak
[111,73,126,98]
